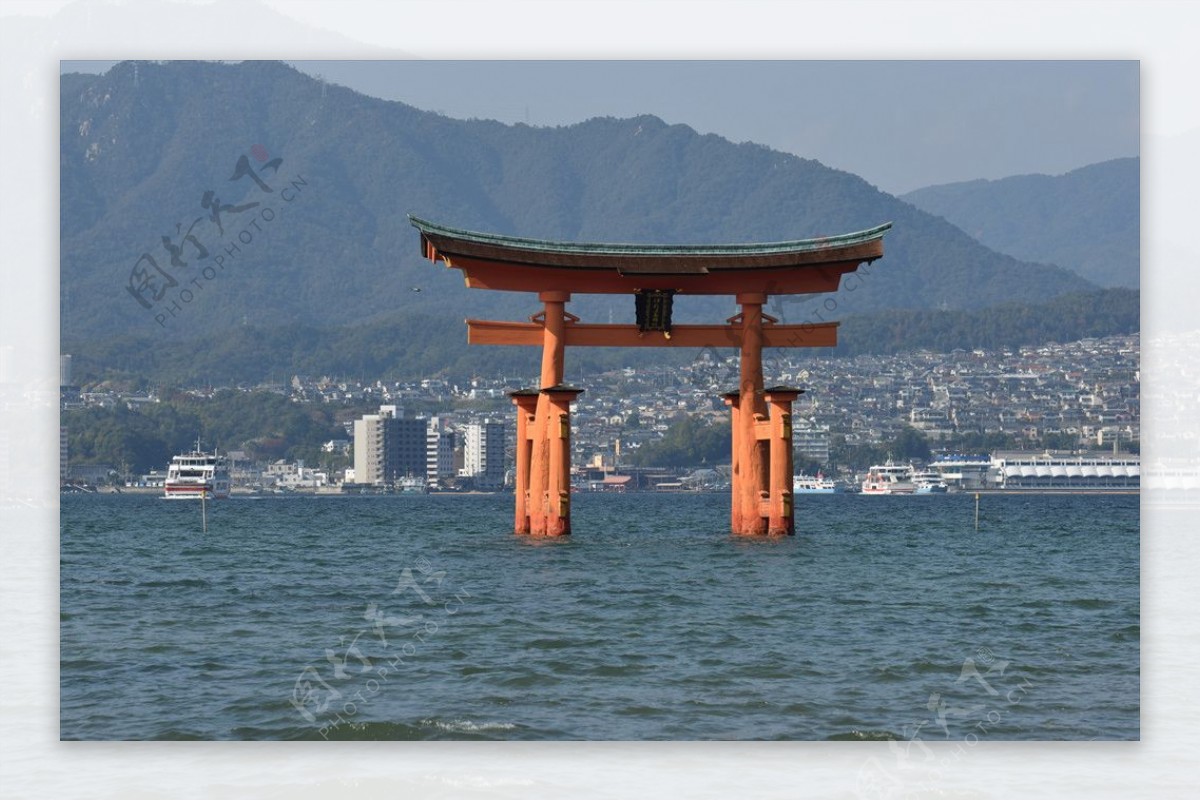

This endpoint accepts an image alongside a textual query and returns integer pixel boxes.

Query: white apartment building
[354,412,388,486]
[461,420,506,489]
[793,418,830,463]
[426,415,456,486]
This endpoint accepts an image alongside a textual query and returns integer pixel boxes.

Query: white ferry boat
[397,475,429,494]
[861,460,915,495]
[164,441,230,499]
[911,467,949,494]
[793,472,842,494]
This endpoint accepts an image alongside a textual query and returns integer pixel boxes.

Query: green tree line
[64,288,1137,390]
[63,390,349,475]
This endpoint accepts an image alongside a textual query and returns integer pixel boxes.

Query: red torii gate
[410,216,891,537]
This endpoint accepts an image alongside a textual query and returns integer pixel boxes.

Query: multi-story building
[59,354,81,409]
[59,426,68,483]
[793,419,830,464]
[59,354,73,387]
[991,451,1140,490]
[461,420,506,489]
[353,406,425,486]
[386,418,427,482]
[353,413,387,486]
[426,415,456,486]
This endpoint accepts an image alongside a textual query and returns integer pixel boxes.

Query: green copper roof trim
[410,215,892,257]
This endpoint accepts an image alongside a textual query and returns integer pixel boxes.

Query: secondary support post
[723,392,743,534]
[764,387,803,536]
[510,390,539,535]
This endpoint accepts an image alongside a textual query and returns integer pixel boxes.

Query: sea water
[59,492,1139,740]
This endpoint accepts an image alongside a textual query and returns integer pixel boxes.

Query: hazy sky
[60,59,1137,195]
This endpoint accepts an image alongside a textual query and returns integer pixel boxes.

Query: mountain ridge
[901,158,1139,288]
[61,60,1098,351]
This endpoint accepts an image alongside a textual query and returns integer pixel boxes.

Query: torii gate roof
[410,215,891,295]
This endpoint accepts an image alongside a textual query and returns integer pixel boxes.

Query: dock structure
[411,216,891,537]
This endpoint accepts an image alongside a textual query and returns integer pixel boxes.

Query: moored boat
[793,472,842,494]
[911,467,949,494]
[397,475,429,494]
[164,441,230,499]
[861,460,915,495]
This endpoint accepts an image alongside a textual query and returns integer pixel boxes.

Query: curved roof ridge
[409,215,892,257]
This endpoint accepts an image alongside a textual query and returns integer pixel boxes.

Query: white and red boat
[164,441,230,499]
[861,460,915,495]
[793,471,843,494]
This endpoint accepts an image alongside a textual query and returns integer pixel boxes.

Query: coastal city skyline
[59,330,1145,499]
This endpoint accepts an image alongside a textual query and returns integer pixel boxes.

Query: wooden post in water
[722,392,743,534]
[974,492,980,532]
[735,293,768,536]
[526,291,580,537]
[510,390,539,535]
[201,490,208,534]
[543,386,583,536]
[764,386,804,536]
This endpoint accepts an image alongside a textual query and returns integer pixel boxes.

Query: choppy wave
[60,492,1139,740]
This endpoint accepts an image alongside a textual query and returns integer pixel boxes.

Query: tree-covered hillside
[63,288,1138,389]
[61,60,1096,353]
[902,158,1139,288]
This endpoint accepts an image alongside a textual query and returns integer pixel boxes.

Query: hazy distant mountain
[60,60,1096,349]
[901,158,1139,288]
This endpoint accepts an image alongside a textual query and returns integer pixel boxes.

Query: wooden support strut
[465,320,838,349]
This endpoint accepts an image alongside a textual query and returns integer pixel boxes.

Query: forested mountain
[901,158,1139,288]
[61,60,1097,361]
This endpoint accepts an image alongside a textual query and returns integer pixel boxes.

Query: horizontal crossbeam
[466,320,838,348]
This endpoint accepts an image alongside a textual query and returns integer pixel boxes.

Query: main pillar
[524,291,581,537]
[542,386,583,536]
[539,291,569,390]
[734,293,769,535]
